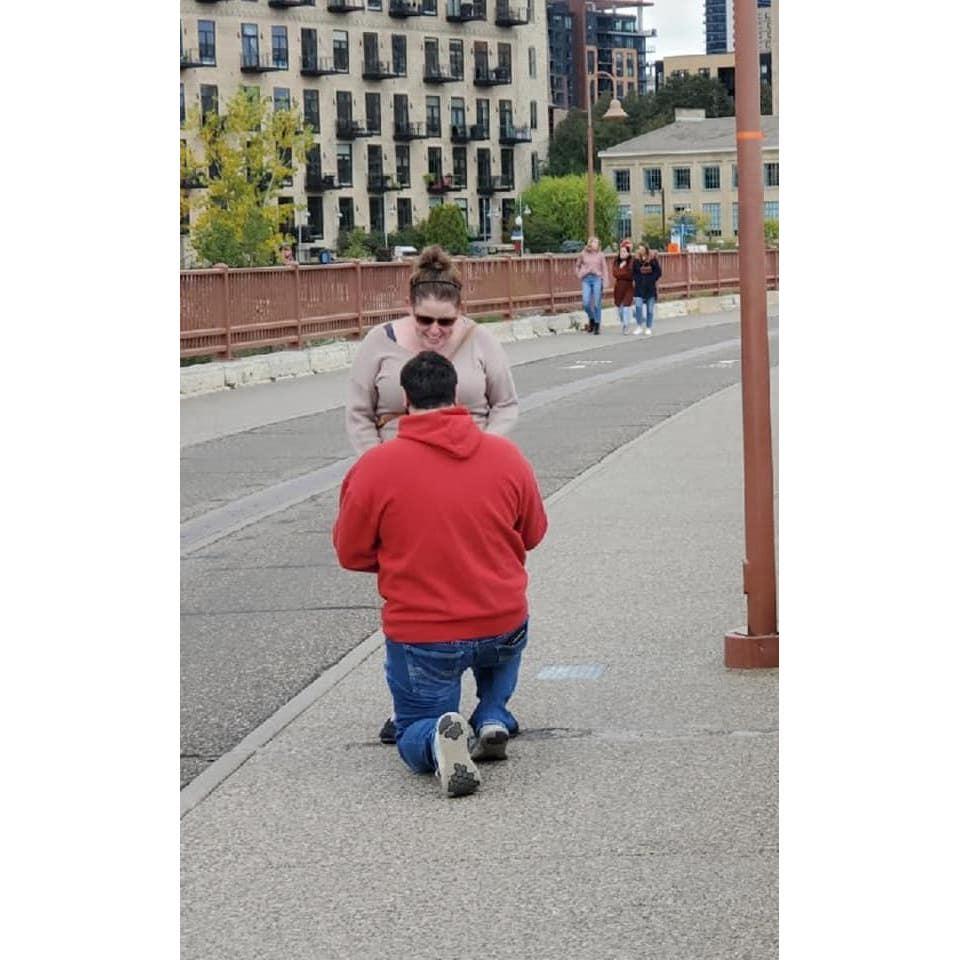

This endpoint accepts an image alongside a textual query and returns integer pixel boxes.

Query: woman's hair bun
[416,245,452,274]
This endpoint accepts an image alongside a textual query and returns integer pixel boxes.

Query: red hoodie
[333,406,548,642]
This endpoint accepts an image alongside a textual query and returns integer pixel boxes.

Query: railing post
[546,253,555,315]
[293,263,303,349]
[354,260,363,336]
[218,265,232,361]
[715,251,722,295]
[684,252,692,299]
[505,256,514,319]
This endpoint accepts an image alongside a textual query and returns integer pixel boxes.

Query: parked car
[558,239,583,253]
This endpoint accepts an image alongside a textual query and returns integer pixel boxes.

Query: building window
[392,35,406,76]
[395,144,410,186]
[271,26,288,69]
[673,167,691,190]
[703,165,720,190]
[429,196,443,210]
[453,146,467,188]
[530,100,537,129]
[397,198,413,230]
[333,31,349,72]
[643,204,661,219]
[617,204,632,241]
[301,29,317,71]
[456,198,469,231]
[278,197,295,238]
[732,164,738,187]
[180,84,185,126]
[304,90,320,132]
[394,93,410,129]
[643,167,662,192]
[368,0,382,8]
[337,144,353,186]
[369,196,384,234]
[365,93,381,134]
[732,202,738,235]
[614,170,631,193]
[702,202,721,236]
[368,144,383,179]
[427,146,443,181]
[763,201,779,221]
[338,197,354,232]
[198,20,216,65]
[273,87,290,112]
[307,195,323,239]
[497,43,512,80]
[424,38,440,77]
[529,46,536,78]
[500,148,514,187]
[532,151,540,182]
[764,162,779,187]
[336,90,352,127]
[499,99,513,135]
[450,40,464,80]
[241,23,259,68]
[451,97,466,131]
[699,67,711,78]
[426,96,441,137]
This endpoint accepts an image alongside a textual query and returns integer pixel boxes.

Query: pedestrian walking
[632,243,662,336]
[333,351,548,798]
[344,245,520,746]
[611,239,635,335]
[575,236,610,335]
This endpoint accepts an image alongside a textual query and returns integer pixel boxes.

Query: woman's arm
[344,331,384,454]
[480,333,520,436]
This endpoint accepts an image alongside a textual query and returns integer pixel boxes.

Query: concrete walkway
[180,376,779,959]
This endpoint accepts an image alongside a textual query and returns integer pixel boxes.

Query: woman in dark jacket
[632,243,662,336]
[611,239,635,335]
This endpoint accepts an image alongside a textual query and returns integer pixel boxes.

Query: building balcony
[425,174,465,194]
[450,123,470,143]
[389,0,423,17]
[180,50,215,70]
[499,124,532,145]
[394,121,429,140]
[494,1,529,26]
[241,55,287,73]
[362,60,400,80]
[424,65,460,84]
[327,0,364,9]
[446,0,486,22]
[305,172,340,192]
[477,175,513,194]
[269,0,315,7]
[301,56,347,76]
[469,123,490,141]
[336,119,375,140]
[180,173,207,190]
[368,174,404,193]
[474,66,511,87]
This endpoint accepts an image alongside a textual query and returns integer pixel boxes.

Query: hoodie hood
[397,406,482,460]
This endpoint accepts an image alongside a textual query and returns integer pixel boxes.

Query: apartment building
[705,0,773,55]
[179,0,551,260]
[598,109,778,243]
[654,50,773,100]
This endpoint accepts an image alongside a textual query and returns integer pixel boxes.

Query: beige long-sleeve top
[574,249,611,286]
[345,319,520,453]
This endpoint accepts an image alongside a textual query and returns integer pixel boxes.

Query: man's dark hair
[400,351,457,410]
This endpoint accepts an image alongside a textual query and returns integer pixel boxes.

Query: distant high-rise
[705,0,771,55]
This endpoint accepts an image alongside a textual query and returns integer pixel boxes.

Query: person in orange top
[611,239,635,335]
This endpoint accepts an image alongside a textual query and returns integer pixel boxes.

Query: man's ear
[401,388,410,412]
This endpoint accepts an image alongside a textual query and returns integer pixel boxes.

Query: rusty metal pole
[725,0,778,668]
[582,1,595,239]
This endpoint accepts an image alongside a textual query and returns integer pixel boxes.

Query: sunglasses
[414,314,457,328]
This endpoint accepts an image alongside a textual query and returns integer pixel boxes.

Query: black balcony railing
[305,171,339,191]
[368,174,404,193]
[494,1,529,26]
[241,54,286,73]
[469,123,489,141]
[180,49,215,70]
[336,119,374,139]
[389,0,423,16]
[474,66,511,86]
[446,0,486,22]
[180,173,207,190]
[477,175,513,194]
[328,0,364,9]
[362,59,399,80]
[301,56,346,76]
[269,0,315,7]
[394,121,429,140]
[426,174,465,194]
[424,65,459,84]
[450,123,470,142]
[499,123,532,145]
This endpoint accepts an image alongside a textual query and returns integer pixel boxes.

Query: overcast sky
[641,0,707,60]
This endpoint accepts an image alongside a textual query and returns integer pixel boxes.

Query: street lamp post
[724,0,778,668]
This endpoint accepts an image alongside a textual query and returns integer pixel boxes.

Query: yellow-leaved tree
[182,89,313,267]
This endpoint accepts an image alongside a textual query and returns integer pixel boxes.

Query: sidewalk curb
[181,291,778,397]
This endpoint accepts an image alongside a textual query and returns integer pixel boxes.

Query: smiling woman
[344,245,520,453]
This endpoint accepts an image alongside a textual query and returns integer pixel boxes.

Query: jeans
[581,275,603,327]
[617,305,632,327]
[636,295,656,329]
[384,621,529,775]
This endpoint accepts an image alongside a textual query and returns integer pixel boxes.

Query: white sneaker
[633,327,642,336]
[433,713,480,798]
[470,723,510,762]
[644,327,652,336]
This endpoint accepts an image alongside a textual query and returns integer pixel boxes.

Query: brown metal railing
[181,250,778,360]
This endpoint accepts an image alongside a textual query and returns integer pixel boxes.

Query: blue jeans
[581,275,603,326]
[636,295,656,328]
[384,621,529,775]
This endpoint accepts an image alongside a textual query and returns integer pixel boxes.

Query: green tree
[337,227,380,260]
[184,89,314,267]
[520,174,618,250]
[422,204,470,254]
[763,218,779,247]
[640,216,669,252]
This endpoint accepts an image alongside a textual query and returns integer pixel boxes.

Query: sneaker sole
[435,713,480,798]
[471,727,509,762]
